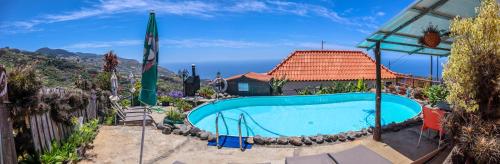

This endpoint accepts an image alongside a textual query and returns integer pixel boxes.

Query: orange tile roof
[268,50,398,81]
[226,72,272,82]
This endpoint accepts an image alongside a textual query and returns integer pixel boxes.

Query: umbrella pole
[139,106,147,164]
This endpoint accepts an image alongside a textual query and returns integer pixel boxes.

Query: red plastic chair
[417,107,446,148]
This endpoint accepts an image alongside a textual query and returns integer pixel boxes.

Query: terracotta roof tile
[267,50,398,81]
[226,72,272,82]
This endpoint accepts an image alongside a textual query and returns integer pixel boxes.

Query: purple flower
[168,90,183,98]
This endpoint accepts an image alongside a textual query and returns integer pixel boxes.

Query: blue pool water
[188,93,421,137]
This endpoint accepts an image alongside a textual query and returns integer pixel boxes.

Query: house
[267,50,398,95]
[225,72,272,96]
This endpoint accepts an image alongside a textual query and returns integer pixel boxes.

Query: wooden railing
[396,74,442,88]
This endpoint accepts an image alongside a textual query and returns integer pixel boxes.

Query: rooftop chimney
[191,64,196,77]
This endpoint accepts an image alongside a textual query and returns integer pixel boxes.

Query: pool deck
[81,112,450,164]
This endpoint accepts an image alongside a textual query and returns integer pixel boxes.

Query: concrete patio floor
[80,113,450,164]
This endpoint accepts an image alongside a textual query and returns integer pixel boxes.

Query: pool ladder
[215,112,249,151]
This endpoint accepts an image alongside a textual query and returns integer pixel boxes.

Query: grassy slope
[0,48,181,93]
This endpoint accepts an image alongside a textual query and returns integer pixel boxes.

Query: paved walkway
[81,125,417,164]
[81,112,449,164]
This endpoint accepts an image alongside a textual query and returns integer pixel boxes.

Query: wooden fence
[29,88,99,153]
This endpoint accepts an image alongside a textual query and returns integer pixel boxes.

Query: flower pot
[421,32,441,48]
[423,104,443,112]
[163,117,183,126]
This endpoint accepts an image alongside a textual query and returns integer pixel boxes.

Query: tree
[442,0,500,163]
[103,51,118,72]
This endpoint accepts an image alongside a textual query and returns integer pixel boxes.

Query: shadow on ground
[382,124,451,164]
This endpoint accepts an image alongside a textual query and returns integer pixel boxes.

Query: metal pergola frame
[356,0,484,141]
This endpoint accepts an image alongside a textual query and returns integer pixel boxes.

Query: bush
[7,65,42,108]
[270,76,288,95]
[119,99,131,108]
[296,80,368,95]
[41,119,99,163]
[174,99,193,112]
[442,0,500,162]
[424,85,448,107]
[197,86,215,98]
[297,87,314,95]
[166,109,184,122]
[94,72,111,91]
[158,96,174,104]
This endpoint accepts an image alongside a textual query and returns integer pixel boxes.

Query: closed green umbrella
[139,11,158,164]
[139,11,159,106]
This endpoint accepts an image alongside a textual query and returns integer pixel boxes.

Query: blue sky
[0,0,446,77]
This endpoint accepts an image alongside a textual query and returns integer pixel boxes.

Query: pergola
[356,0,486,141]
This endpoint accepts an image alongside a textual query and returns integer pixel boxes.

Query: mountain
[34,47,177,77]
[0,47,181,92]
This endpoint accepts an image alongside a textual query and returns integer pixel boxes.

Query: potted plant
[419,24,441,48]
[163,109,185,125]
[197,86,215,99]
[423,85,449,110]
[158,96,174,106]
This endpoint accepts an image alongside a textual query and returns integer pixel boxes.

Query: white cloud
[162,39,269,48]
[62,39,142,49]
[376,11,385,16]
[2,0,358,33]
[356,29,371,35]
[63,38,355,50]
[226,1,268,12]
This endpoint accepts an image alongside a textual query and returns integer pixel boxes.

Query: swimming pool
[188,93,421,137]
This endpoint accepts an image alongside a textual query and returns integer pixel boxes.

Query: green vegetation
[197,86,215,98]
[174,99,193,112]
[424,85,448,107]
[270,76,288,95]
[0,47,182,93]
[297,80,369,95]
[7,64,42,108]
[158,96,175,105]
[40,119,99,163]
[166,108,184,123]
[442,0,500,162]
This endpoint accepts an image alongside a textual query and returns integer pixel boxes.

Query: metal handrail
[238,113,249,151]
[215,112,227,148]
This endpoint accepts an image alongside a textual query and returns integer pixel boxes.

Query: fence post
[0,65,17,164]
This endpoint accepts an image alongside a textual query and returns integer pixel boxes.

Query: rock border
[156,116,422,147]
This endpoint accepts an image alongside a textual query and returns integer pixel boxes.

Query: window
[238,83,249,91]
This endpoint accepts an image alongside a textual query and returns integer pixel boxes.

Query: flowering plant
[168,90,183,98]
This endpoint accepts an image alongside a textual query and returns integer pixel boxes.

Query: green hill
[0,47,181,93]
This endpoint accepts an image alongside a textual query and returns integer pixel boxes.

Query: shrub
[174,99,193,112]
[442,0,500,162]
[166,109,184,122]
[119,99,131,107]
[197,86,215,98]
[424,85,448,107]
[7,65,42,108]
[41,119,99,163]
[94,72,111,91]
[158,96,174,104]
[356,79,368,92]
[297,87,314,95]
[270,76,288,95]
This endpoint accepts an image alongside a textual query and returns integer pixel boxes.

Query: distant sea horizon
[161,58,447,80]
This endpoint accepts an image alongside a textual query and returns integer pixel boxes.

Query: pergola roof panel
[357,0,486,56]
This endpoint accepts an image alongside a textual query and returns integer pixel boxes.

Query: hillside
[0,47,181,93]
